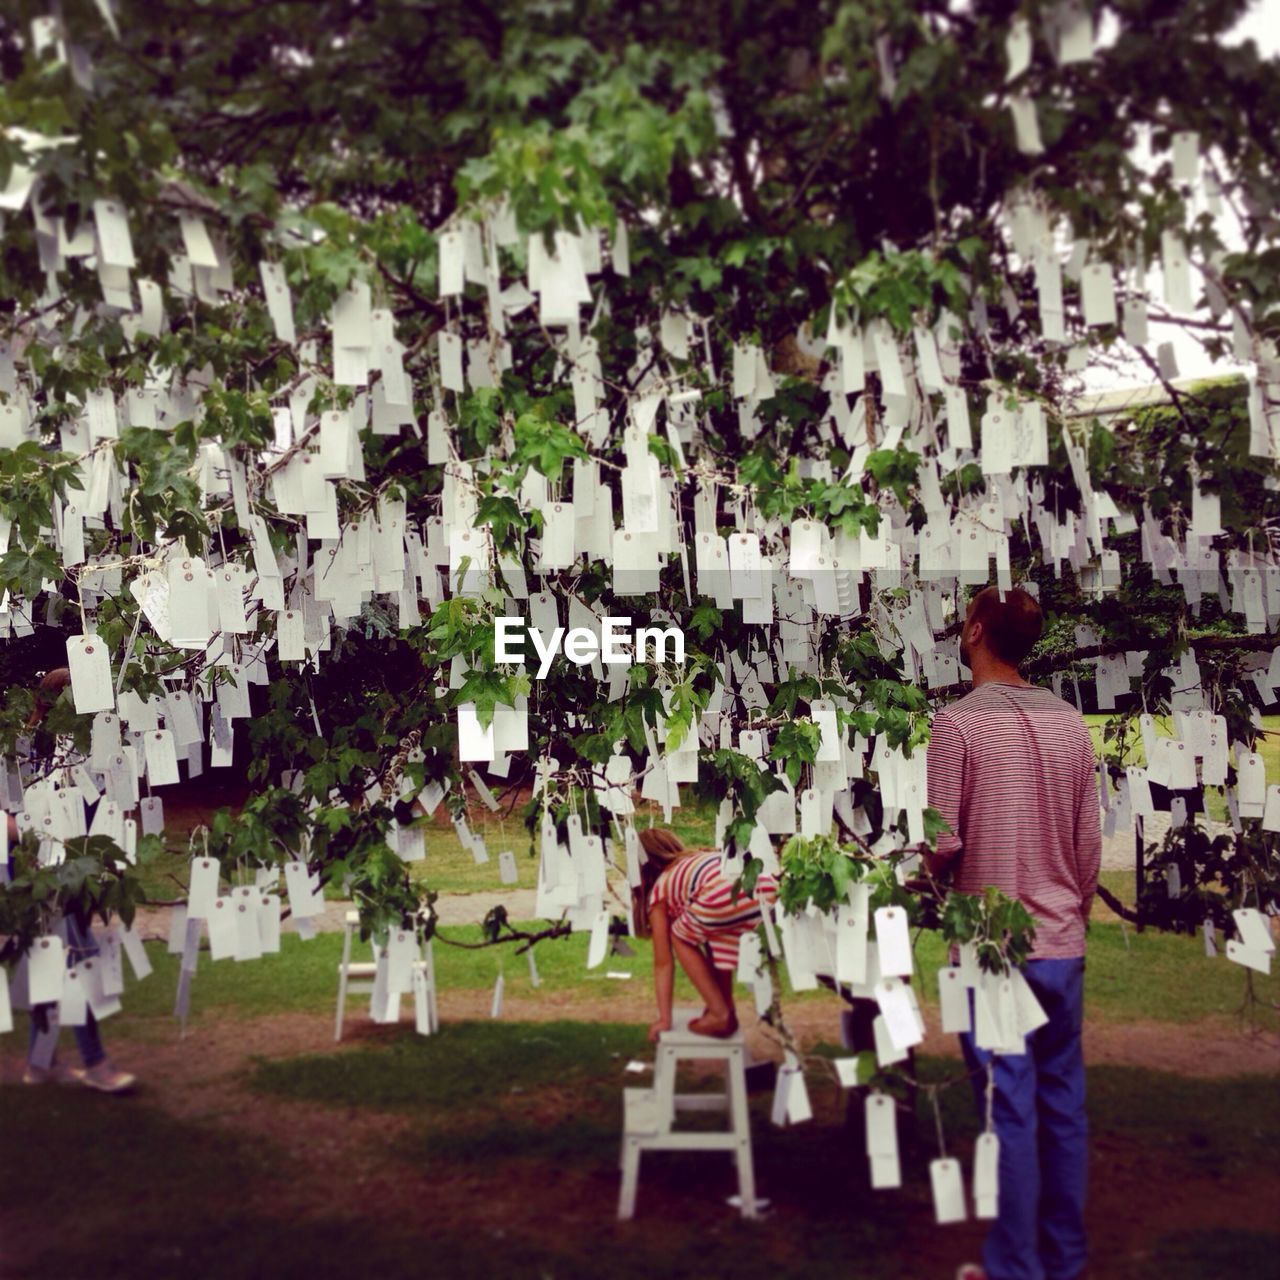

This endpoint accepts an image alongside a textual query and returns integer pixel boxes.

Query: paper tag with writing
[66,635,114,714]
[875,976,924,1051]
[144,729,180,786]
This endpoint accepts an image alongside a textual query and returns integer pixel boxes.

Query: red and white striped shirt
[926,682,1102,959]
[650,851,778,971]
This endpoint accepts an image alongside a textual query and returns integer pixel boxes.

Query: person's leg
[671,936,736,1034]
[58,916,107,1068]
[25,1002,66,1080]
[1027,958,1088,1280]
[713,960,735,1012]
[28,1004,57,1064]
[961,1025,1045,1280]
[72,1010,107,1069]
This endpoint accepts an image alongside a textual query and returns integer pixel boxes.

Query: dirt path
[3,994,1277,1280]
[29,986,1268,1092]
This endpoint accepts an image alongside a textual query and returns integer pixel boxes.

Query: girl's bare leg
[672,937,737,1037]
[698,964,735,1021]
[714,965,734,1011]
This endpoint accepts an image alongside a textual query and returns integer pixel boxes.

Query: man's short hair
[969,585,1043,665]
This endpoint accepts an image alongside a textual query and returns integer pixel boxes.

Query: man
[926,586,1101,1280]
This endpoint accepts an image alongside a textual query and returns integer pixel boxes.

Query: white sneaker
[22,1061,80,1085]
[75,1062,137,1094]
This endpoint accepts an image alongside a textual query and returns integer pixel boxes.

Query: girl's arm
[649,902,674,1040]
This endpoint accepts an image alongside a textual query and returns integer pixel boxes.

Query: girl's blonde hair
[631,827,689,938]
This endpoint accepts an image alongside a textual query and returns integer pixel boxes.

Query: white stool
[618,1008,758,1220]
[335,911,378,1042]
[335,911,438,1040]
[414,941,440,1037]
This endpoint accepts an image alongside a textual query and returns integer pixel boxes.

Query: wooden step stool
[335,910,438,1040]
[618,1009,758,1220]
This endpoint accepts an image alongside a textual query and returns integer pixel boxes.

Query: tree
[1,0,1278,1080]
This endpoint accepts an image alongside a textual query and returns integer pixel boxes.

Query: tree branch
[1096,883,1140,925]
[432,918,571,955]
[927,631,1280,701]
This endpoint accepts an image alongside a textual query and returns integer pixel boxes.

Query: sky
[1082,0,1280,395]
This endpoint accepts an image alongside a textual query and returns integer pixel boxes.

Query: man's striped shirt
[926,681,1102,959]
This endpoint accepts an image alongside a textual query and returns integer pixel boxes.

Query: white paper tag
[115,922,152,981]
[1233,908,1276,956]
[144,729,180,786]
[875,975,924,1050]
[458,703,496,762]
[973,1131,999,1219]
[58,966,89,1026]
[66,635,114,714]
[206,897,238,960]
[413,963,433,1034]
[186,856,219,920]
[874,905,913,977]
[866,1090,898,1154]
[27,935,66,1004]
[587,908,611,970]
[0,966,12,1034]
[1010,967,1050,1037]
[283,860,322,919]
[836,887,869,986]
[930,1157,968,1224]
[873,1013,909,1067]
[938,965,971,1034]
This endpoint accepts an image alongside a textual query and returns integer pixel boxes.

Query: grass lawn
[132,713,1276,906]
[131,713,1273,905]
[1082,712,1280,768]
[6,890,1270,1045]
[131,798,719,904]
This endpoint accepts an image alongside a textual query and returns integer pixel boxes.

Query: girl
[633,828,776,1041]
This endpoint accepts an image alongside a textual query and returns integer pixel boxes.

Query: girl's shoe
[956,1266,986,1280]
[76,1062,137,1094]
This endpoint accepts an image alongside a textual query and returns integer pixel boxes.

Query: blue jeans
[27,913,107,1070]
[961,957,1087,1280]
